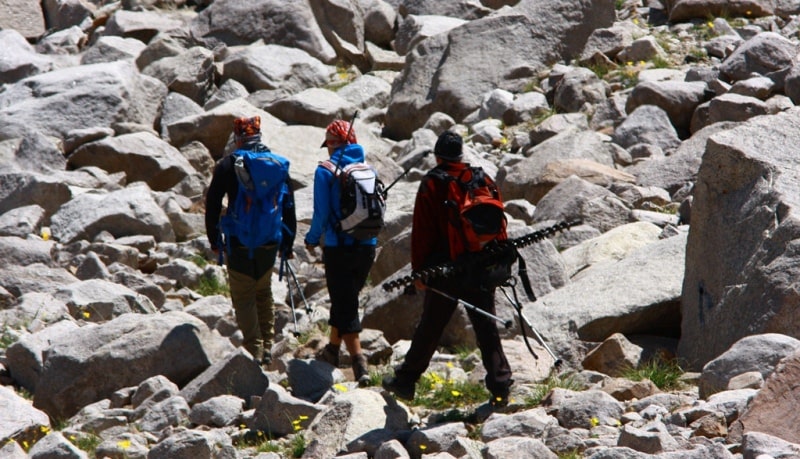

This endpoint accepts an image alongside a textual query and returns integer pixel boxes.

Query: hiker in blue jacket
[304,119,375,386]
[205,116,296,368]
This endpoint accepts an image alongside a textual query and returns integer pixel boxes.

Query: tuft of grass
[0,325,18,349]
[586,61,613,80]
[195,275,230,297]
[621,356,685,391]
[289,433,306,458]
[692,20,718,41]
[256,439,281,454]
[190,254,208,268]
[616,62,640,88]
[233,429,280,453]
[413,371,489,409]
[69,433,101,453]
[525,374,583,406]
[522,78,541,93]
[367,369,389,387]
[651,54,672,69]
[534,106,558,125]
[559,450,583,459]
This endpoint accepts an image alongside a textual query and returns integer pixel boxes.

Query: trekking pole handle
[344,110,358,144]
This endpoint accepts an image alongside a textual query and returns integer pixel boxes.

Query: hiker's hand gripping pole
[427,286,513,329]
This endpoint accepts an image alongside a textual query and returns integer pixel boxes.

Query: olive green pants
[227,244,278,361]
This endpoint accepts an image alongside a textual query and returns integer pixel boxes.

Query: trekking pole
[279,256,301,337]
[382,149,432,195]
[426,286,513,329]
[283,259,312,314]
[498,279,562,366]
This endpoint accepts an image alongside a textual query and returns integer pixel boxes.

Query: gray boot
[352,353,370,387]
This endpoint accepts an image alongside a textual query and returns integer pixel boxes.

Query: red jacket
[411,162,471,271]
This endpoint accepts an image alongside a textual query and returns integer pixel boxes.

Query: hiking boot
[381,375,415,401]
[489,385,511,409]
[261,351,272,369]
[489,393,509,408]
[315,343,340,367]
[352,354,370,387]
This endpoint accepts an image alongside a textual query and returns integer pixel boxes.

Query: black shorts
[322,245,375,334]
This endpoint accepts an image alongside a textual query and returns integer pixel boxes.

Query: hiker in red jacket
[382,130,513,406]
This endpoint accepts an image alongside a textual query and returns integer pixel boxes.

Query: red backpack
[430,165,507,261]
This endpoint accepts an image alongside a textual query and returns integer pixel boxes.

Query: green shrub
[621,356,685,391]
[0,325,18,349]
[414,371,489,409]
[289,433,306,458]
[195,275,229,297]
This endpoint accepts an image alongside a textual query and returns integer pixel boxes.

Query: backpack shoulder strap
[427,166,455,182]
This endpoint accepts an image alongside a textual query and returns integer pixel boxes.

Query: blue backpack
[219,146,290,257]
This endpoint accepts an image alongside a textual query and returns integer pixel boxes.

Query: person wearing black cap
[205,116,297,368]
[382,130,513,406]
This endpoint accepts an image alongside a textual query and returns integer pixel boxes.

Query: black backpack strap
[514,248,536,301]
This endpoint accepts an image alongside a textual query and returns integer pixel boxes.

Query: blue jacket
[305,143,378,247]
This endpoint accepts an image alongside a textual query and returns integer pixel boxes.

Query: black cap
[434,131,463,160]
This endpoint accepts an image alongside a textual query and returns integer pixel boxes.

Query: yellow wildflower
[40,426,50,434]
[707,21,714,28]
[294,425,302,431]
[333,383,348,392]
[626,61,633,67]
[420,444,427,451]
[451,390,461,397]
[117,439,131,449]
[82,311,90,319]
[590,417,600,427]
[298,415,308,420]
[446,362,454,368]
[633,18,639,25]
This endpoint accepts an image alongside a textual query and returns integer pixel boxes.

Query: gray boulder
[33,311,233,420]
[698,333,800,398]
[0,61,166,142]
[384,0,615,138]
[50,184,176,244]
[679,107,800,369]
[190,0,336,63]
[67,132,196,192]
